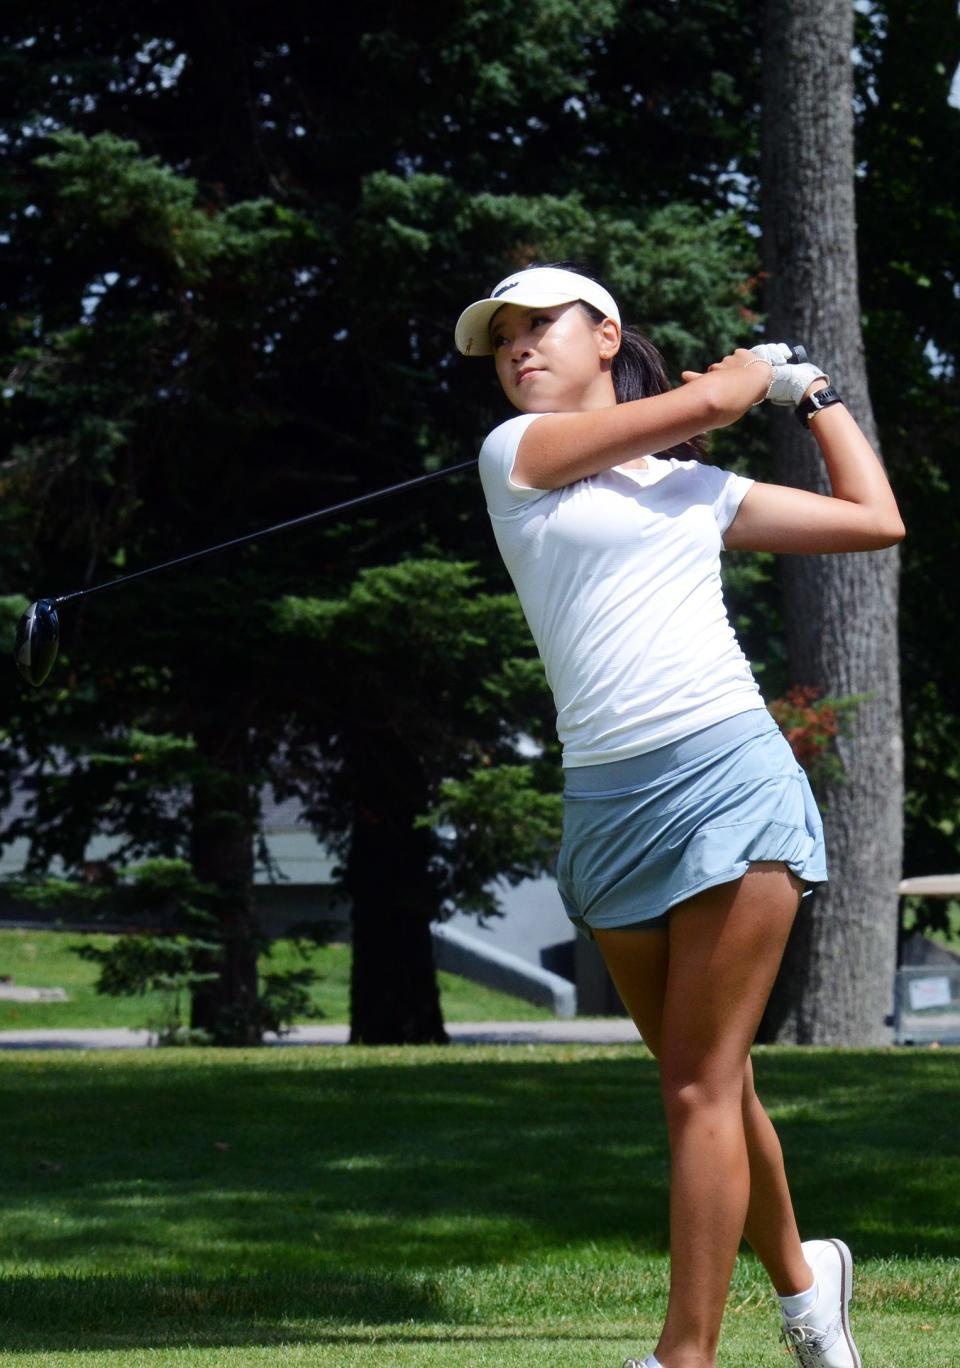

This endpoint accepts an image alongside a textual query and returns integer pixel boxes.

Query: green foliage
[416,764,563,919]
[354,170,760,377]
[34,132,220,275]
[84,730,197,774]
[0,595,30,633]
[2,851,330,1045]
[31,857,329,1045]
[71,933,220,1047]
[902,680,960,935]
[4,857,221,1044]
[852,0,960,922]
[271,559,560,903]
[273,558,551,752]
[433,0,621,109]
[257,963,326,1037]
[0,0,956,1012]
[0,122,337,1041]
[72,929,214,997]
[3,728,202,876]
[5,876,106,911]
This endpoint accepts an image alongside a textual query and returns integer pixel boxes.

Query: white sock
[779,1277,818,1318]
[645,1356,665,1368]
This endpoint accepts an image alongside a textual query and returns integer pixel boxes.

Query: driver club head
[14,598,61,687]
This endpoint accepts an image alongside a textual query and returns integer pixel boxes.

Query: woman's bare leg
[595,863,811,1367]
[596,924,812,1298]
[741,1056,812,1294]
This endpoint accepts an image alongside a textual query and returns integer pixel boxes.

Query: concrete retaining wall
[432,922,577,1018]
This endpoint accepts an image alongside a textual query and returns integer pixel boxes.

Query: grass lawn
[0,929,554,1030]
[1,1045,958,1366]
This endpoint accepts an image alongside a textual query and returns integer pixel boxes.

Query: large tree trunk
[758,0,903,1044]
[189,713,262,1045]
[345,729,448,1045]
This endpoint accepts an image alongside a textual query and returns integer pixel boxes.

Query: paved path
[0,1019,642,1050]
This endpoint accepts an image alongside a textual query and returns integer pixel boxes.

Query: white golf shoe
[780,1239,862,1367]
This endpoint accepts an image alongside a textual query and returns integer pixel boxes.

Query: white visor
[454,267,621,357]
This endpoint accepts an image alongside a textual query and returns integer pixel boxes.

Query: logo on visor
[492,281,519,298]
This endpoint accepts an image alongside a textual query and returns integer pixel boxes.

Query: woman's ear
[597,317,621,361]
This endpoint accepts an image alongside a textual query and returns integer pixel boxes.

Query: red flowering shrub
[767,685,863,794]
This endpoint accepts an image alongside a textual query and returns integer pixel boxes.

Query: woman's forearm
[806,400,903,535]
[724,380,905,554]
[515,360,769,491]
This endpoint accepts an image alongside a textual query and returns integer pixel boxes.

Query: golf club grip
[55,458,480,607]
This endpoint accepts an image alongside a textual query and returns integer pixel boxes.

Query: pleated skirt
[556,708,827,938]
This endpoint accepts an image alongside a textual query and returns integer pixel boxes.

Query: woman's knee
[658,1051,749,1123]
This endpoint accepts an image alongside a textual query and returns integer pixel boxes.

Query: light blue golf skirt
[556,708,827,939]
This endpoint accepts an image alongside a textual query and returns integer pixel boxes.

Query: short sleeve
[478,413,553,518]
[699,463,755,537]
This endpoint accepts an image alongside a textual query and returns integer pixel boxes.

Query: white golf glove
[767,361,829,405]
[749,343,797,367]
[748,344,829,406]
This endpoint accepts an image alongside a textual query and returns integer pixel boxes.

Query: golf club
[13,343,811,688]
[14,459,479,687]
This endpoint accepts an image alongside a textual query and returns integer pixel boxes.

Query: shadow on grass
[0,1271,634,1351]
[1,1047,957,1347]
[0,1270,450,1347]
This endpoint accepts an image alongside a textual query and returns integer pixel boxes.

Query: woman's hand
[687,346,831,409]
[682,348,774,406]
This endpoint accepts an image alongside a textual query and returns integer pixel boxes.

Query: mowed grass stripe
[1,1045,957,1363]
[2,1311,959,1367]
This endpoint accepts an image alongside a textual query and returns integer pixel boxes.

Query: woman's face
[490,302,620,412]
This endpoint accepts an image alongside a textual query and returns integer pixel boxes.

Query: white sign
[908,976,953,1012]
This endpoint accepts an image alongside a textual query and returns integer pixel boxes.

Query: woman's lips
[516,367,543,384]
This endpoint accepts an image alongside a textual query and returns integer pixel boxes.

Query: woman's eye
[531,315,550,328]
[492,333,508,349]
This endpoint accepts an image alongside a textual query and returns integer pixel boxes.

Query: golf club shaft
[54,459,479,607]
[51,345,811,609]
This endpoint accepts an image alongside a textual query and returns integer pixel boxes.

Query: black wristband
[796,385,843,426]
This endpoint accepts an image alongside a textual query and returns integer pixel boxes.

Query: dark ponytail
[533,261,708,460]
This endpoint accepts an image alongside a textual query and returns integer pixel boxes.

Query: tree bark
[189,713,262,1045]
[758,0,903,1044]
[345,728,448,1045]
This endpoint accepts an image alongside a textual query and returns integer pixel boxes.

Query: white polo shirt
[478,413,765,768]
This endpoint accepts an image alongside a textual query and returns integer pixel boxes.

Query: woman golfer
[455,264,904,1368]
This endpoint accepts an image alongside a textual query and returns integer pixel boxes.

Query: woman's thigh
[593,862,803,1068]
[593,924,669,1055]
[660,862,803,1086]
